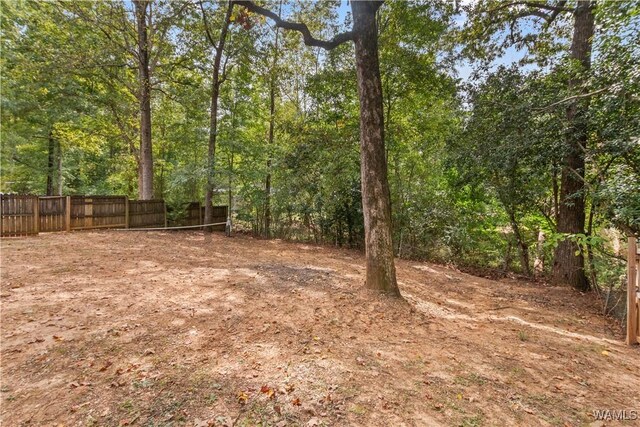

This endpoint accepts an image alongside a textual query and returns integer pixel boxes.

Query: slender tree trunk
[264,1,282,239]
[204,1,233,231]
[134,0,153,200]
[228,93,237,230]
[228,153,233,217]
[551,0,594,291]
[55,137,62,195]
[46,130,55,196]
[509,210,531,276]
[352,1,400,296]
[534,230,545,276]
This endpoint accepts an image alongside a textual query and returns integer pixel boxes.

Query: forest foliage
[1,0,638,292]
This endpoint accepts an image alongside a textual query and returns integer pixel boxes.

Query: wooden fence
[39,196,67,232]
[71,196,128,230]
[170,202,227,231]
[1,194,166,237]
[130,200,167,229]
[1,194,228,237]
[0,195,39,237]
[627,236,640,345]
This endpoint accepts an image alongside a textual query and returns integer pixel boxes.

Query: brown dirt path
[1,231,638,426]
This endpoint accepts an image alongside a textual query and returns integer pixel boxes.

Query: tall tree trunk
[55,137,62,195]
[352,1,400,296]
[509,210,531,276]
[264,0,282,239]
[204,1,233,232]
[134,0,153,200]
[46,130,55,196]
[551,0,594,291]
[534,230,545,276]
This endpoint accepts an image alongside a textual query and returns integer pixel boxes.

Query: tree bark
[134,0,154,200]
[551,0,594,291]
[352,1,400,296]
[204,1,233,232]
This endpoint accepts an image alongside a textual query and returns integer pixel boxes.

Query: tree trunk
[352,1,400,296]
[534,230,545,276]
[46,130,55,196]
[134,0,153,200]
[204,1,233,232]
[509,210,531,276]
[264,2,282,238]
[55,137,62,195]
[551,0,594,291]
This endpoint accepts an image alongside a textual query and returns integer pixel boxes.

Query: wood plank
[66,196,72,232]
[34,196,39,234]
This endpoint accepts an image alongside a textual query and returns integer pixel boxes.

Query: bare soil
[1,231,638,427]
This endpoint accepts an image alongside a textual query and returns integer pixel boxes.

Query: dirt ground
[1,231,639,427]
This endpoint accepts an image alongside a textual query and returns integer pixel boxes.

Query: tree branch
[199,0,219,51]
[232,0,354,50]
[546,0,569,22]
[534,87,609,111]
[495,0,571,26]
[497,1,572,14]
[514,9,552,22]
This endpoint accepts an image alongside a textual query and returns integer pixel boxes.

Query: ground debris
[0,231,637,427]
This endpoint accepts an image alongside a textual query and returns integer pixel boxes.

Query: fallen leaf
[260,385,276,399]
[291,397,301,406]
[237,391,248,405]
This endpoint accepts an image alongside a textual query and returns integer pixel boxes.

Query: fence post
[628,236,638,345]
[125,196,130,229]
[65,196,71,232]
[34,197,40,235]
[199,201,203,225]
